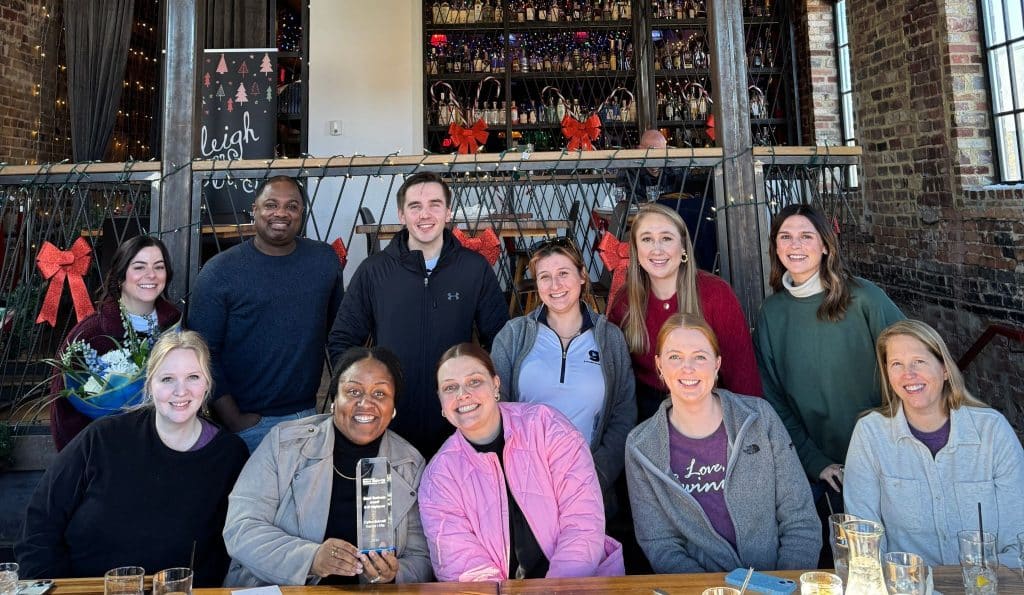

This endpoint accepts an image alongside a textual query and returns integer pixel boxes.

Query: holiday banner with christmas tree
[200,49,278,222]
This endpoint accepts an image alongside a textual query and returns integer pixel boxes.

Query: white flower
[99,349,140,377]
[82,377,105,395]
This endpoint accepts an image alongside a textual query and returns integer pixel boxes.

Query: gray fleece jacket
[625,391,821,573]
[490,302,636,511]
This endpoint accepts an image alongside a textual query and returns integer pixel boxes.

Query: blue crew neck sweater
[187,238,344,416]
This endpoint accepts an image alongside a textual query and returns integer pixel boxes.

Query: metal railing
[0,146,861,416]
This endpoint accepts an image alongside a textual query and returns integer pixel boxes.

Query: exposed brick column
[0,0,68,164]
[794,0,841,146]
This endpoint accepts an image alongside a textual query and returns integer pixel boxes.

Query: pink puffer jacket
[419,402,624,582]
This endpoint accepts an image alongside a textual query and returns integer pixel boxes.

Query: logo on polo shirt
[447,292,460,301]
[588,350,600,363]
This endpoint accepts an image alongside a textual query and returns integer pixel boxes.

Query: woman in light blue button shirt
[844,319,1024,566]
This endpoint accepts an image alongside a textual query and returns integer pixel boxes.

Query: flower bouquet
[50,307,163,419]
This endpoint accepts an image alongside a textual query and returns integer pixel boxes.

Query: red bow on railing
[453,227,501,266]
[561,114,602,151]
[35,238,95,327]
[597,232,631,313]
[331,237,348,269]
[448,119,489,155]
[706,113,716,142]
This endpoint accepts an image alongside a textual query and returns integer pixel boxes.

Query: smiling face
[884,334,947,419]
[534,252,585,315]
[633,212,685,285]
[437,355,502,444]
[119,246,167,314]
[252,179,303,255]
[398,181,452,254]
[150,348,208,427]
[775,214,827,285]
[656,327,721,405]
[333,357,396,446]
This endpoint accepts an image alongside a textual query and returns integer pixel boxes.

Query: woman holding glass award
[419,343,624,581]
[625,314,820,573]
[222,346,431,586]
[844,319,1024,567]
[49,235,182,451]
[18,331,248,586]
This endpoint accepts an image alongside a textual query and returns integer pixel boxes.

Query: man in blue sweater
[188,176,344,452]
[328,172,508,458]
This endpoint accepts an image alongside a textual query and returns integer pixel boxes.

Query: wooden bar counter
[47,565,1024,595]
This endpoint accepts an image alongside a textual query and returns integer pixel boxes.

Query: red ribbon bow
[597,232,631,313]
[453,227,501,266]
[448,119,489,155]
[561,114,602,151]
[331,237,348,269]
[35,238,95,327]
[706,113,716,142]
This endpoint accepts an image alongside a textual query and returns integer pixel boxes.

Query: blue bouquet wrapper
[64,373,146,419]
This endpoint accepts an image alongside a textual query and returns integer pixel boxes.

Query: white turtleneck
[782,270,824,298]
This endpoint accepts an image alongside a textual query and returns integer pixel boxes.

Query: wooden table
[81,223,256,241]
[354,220,569,242]
[48,565,1024,595]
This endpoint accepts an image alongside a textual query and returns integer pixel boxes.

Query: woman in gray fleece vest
[626,313,820,573]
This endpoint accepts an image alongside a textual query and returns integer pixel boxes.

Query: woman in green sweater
[754,204,904,503]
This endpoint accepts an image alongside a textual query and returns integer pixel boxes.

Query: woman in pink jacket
[419,343,624,582]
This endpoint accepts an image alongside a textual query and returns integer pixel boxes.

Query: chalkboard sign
[200,49,278,223]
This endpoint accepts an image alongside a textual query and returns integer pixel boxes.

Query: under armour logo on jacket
[742,444,760,455]
[447,292,461,301]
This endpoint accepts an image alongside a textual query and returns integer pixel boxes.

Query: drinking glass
[827,512,859,584]
[153,567,192,595]
[700,588,740,595]
[958,530,998,595]
[104,566,145,595]
[645,186,661,203]
[0,563,18,595]
[883,551,927,595]
[798,571,843,595]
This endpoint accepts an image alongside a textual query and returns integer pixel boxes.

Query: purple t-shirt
[188,417,220,452]
[668,418,737,548]
[908,417,951,458]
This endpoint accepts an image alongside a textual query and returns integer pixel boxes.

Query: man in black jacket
[328,172,508,458]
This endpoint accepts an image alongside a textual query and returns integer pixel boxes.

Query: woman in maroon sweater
[49,236,181,450]
[608,204,760,421]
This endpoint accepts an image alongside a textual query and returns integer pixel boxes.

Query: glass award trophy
[356,457,396,554]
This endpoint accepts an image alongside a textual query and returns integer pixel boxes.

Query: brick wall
[0,0,69,164]
[845,0,1024,433]
[794,0,841,146]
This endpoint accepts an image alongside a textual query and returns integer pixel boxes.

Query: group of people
[15,161,1023,585]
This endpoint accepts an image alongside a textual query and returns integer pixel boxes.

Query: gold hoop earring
[392,409,397,419]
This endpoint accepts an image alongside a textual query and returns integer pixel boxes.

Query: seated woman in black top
[17,330,248,585]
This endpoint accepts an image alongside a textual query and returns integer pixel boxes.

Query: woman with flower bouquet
[18,330,249,585]
[49,236,181,450]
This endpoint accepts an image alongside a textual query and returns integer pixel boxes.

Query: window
[834,0,858,187]
[981,0,1024,183]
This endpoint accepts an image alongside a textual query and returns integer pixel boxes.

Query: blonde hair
[656,313,720,358]
[622,203,702,354]
[142,329,212,406]
[874,319,987,417]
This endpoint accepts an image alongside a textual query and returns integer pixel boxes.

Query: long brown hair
[768,204,853,322]
[621,203,702,354]
[874,319,987,417]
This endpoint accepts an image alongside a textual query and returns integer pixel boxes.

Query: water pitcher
[842,519,887,595]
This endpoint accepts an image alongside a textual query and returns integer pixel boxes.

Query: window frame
[979,0,1024,183]
[834,0,858,188]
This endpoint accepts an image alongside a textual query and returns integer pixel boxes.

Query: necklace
[332,463,372,481]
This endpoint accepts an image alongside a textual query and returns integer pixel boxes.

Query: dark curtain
[204,0,271,48]
[63,0,134,162]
